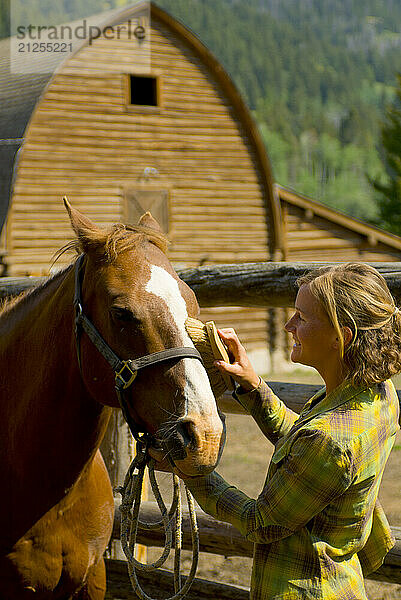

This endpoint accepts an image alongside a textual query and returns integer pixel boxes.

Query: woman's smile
[285,284,343,391]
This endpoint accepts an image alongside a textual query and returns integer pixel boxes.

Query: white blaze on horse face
[145,265,218,419]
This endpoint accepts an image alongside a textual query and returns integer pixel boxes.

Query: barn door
[124,188,169,232]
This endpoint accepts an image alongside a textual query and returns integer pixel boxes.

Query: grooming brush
[185,317,234,397]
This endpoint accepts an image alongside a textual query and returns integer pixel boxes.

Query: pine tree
[372,74,401,235]
[0,0,10,38]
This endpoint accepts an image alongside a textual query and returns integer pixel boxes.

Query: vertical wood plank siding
[7,11,271,355]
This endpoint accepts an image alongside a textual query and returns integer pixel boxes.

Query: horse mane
[53,223,169,264]
[0,267,71,318]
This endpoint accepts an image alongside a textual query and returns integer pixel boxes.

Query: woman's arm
[234,379,299,444]
[186,429,353,545]
[217,329,298,443]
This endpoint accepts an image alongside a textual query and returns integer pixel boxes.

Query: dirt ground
[147,368,401,599]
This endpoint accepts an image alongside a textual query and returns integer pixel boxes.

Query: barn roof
[0,41,49,231]
[276,184,401,253]
[0,6,124,233]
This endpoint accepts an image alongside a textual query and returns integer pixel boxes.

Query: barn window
[129,75,158,106]
[124,189,169,233]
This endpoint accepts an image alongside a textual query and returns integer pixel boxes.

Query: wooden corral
[105,523,401,598]
[4,261,401,308]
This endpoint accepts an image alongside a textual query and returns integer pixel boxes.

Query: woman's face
[285,284,340,376]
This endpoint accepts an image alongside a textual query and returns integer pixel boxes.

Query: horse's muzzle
[160,413,226,473]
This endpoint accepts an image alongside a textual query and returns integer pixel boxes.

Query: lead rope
[117,439,199,600]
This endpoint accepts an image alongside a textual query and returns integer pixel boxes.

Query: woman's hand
[216,328,261,391]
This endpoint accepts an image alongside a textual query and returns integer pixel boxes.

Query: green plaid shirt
[187,379,399,600]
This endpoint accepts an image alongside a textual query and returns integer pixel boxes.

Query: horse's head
[65,201,224,476]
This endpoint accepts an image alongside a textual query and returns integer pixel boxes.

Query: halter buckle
[115,361,137,389]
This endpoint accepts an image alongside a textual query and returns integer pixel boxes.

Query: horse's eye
[111,307,137,323]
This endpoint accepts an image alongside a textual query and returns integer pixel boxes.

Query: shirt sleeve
[358,501,395,576]
[187,429,353,544]
[234,379,299,444]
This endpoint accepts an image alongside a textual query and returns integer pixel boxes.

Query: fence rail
[105,558,250,599]
[110,501,401,585]
[3,261,401,307]
[178,262,401,307]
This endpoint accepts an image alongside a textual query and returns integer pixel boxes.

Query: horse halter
[73,254,203,441]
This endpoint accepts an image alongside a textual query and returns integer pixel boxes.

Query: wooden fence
[2,262,401,599]
[4,261,401,306]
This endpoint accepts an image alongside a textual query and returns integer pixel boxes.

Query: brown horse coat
[0,205,223,598]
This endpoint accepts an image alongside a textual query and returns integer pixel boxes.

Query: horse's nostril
[161,421,195,462]
[176,421,195,449]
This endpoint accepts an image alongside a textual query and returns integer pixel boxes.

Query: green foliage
[260,121,380,221]
[0,0,10,38]
[9,0,117,28]
[371,74,401,235]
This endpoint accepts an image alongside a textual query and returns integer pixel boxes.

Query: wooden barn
[2,1,401,371]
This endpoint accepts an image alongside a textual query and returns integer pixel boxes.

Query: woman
[154,263,401,599]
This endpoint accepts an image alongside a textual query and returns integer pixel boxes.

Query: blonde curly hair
[297,263,401,387]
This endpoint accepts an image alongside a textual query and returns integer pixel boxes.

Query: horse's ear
[138,211,163,233]
[63,197,101,252]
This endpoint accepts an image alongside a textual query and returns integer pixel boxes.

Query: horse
[0,201,224,599]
